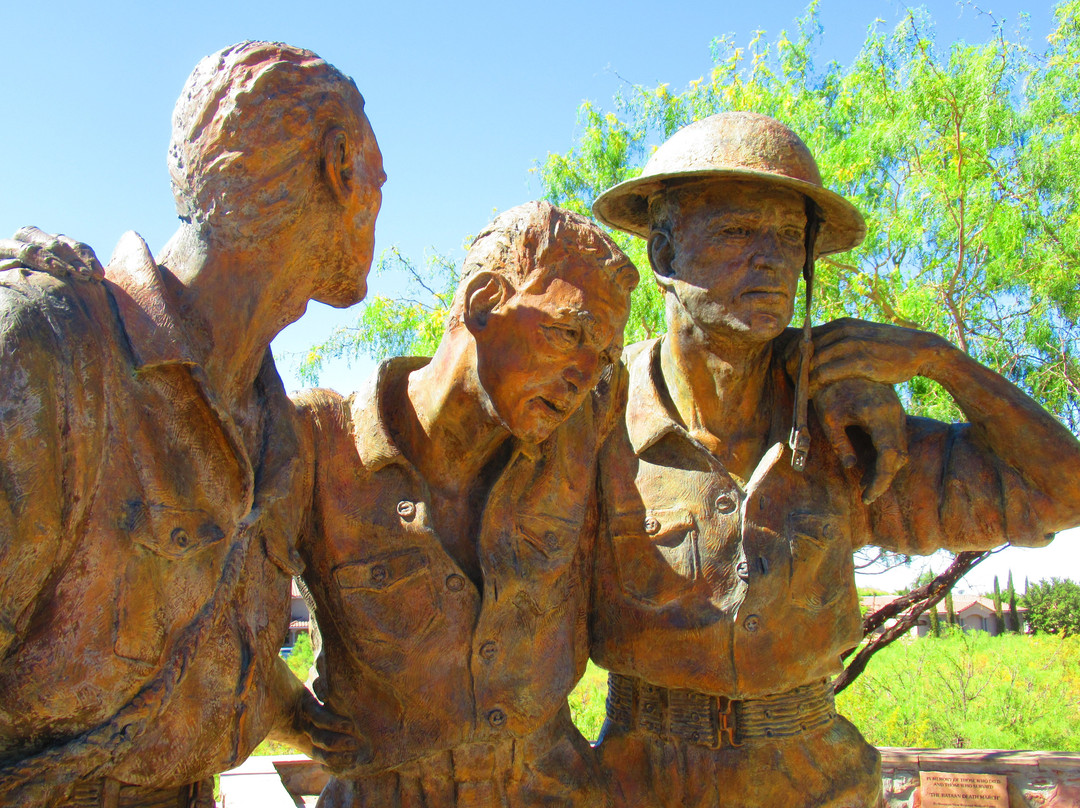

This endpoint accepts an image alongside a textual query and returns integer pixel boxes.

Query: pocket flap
[334,548,429,592]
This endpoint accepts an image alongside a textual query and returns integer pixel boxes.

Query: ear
[463,272,511,334]
[648,229,676,292]
[321,127,353,205]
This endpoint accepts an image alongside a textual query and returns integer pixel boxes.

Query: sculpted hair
[449,200,639,327]
[169,41,367,245]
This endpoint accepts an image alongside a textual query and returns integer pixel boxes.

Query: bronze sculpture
[294,201,637,807]
[587,112,1080,808]
[0,42,382,807]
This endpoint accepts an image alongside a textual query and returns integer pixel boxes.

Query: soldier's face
[475,258,629,444]
[314,113,386,308]
[666,181,806,343]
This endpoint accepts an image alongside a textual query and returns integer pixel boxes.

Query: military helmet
[592,111,865,256]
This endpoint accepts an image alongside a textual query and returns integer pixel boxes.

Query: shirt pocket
[333,547,440,644]
[786,511,848,610]
[513,513,581,614]
[609,507,699,606]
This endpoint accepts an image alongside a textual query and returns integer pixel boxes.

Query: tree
[1022,578,1080,637]
[992,575,1005,634]
[540,1,1080,687]
[1007,570,1020,633]
[945,590,957,627]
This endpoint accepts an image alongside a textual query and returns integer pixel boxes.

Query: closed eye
[542,324,580,350]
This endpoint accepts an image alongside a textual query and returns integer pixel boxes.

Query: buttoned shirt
[0,233,305,795]
[294,357,610,775]
[591,337,1051,699]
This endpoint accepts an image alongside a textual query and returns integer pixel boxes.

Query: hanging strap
[789,198,822,472]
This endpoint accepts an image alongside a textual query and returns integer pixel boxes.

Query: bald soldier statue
[587,112,1080,808]
[0,42,382,806]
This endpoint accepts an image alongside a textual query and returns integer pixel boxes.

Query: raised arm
[809,317,1080,533]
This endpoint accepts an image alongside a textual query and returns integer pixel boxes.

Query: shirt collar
[624,337,688,456]
[624,335,795,458]
[351,355,545,473]
[104,231,197,368]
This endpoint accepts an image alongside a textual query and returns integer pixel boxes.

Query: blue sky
[2,0,1074,591]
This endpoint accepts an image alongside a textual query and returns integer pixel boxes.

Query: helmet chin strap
[789,198,823,471]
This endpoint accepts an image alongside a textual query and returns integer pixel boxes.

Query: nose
[750,230,785,269]
[563,346,600,394]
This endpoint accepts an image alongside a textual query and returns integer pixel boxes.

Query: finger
[0,241,69,278]
[301,695,354,734]
[810,355,887,389]
[818,411,858,469]
[309,726,365,753]
[862,446,909,504]
[54,235,105,279]
[12,225,51,245]
[10,228,103,281]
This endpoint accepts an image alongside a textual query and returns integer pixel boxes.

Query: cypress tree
[1008,570,1020,633]
[992,576,1005,634]
[945,590,957,627]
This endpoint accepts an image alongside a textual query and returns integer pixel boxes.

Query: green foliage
[992,575,1005,629]
[300,248,458,384]
[568,660,609,742]
[836,632,1080,749]
[540,1,1080,427]
[286,631,315,682]
[1007,570,1020,633]
[1022,577,1080,637]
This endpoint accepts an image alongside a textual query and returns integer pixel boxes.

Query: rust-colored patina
[0,43,383,807]
[589,112,1080,808]
[294,201,637,807]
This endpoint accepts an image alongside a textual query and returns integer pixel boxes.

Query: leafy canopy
[541,0,1080,427]
[1023,577,1080,637]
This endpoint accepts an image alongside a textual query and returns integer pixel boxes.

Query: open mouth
[537,397,568,416]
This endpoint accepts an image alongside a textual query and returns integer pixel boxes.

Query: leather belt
[58,777,212,808]
[606,673,836,748]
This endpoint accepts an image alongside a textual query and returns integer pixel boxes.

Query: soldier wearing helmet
[588,112,1080,808]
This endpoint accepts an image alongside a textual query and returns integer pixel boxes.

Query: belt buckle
[709,697,741,749]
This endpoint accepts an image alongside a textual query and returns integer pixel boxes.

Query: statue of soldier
[294,201,636,807]
[587,112,1080,808]
[0,42,381,806]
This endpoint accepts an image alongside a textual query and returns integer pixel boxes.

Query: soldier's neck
[157,224,307,419]
[391,329,512,499]
[662,311,774,480]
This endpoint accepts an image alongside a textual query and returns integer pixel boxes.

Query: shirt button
[171,527,190,548]
[644,517,661,535]
[487,709,506,728]
[715,493,738,515]
[479,640,498,661]
[544,531,560,551]
[446,574,466,592]
[743,614,761,633]
[396,500,416,520]
[370,564,388,584]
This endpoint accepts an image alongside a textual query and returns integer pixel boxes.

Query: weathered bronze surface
[588,112,1080,808]
[294,201,637,807]
[0,42,383,806]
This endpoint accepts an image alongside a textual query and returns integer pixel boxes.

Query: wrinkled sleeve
[0,272,106,657]
[860,415,1054,555]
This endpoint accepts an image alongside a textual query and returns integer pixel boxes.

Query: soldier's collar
[625,336,795,457]
[104,231,197,369]
[353,355,543,472]
[625,337,686,455]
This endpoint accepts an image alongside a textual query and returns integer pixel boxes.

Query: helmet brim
[593,168,866,256]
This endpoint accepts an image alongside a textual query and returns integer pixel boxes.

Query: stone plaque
[920,771,1008,808]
